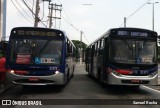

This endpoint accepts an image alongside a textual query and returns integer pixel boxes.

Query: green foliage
[72,40,87,62]
[72,40,87,49]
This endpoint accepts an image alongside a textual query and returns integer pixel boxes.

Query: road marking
[141,85,160,93]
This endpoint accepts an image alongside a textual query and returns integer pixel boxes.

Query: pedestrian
[0,52,6,83]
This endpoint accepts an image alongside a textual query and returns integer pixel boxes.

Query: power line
[83,33,90,44]
[22,0,47,27]
[62,15,79,31]
[62,15,89,44]
[11,0,33,24]
[25,0,35,19]
[49,0,89,43]
[15,0,33,21]
[22,0,35,18]
[56,0,73,24]
[60,8,89,44]
[54,0,80,30]
[39,1,45,21]
[119,0,151,27]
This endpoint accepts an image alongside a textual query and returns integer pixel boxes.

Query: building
[0,0,6,41]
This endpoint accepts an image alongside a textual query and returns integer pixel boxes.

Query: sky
[6,0,160,44]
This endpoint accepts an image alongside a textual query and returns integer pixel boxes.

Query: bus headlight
[10,70,15,74]
[107,68,122,76]
[112,71,122,76]
[55,71,60,74]
[149,72,157,77]
[9,70,27,75]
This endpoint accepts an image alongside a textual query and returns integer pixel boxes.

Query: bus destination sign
[117,31,148,37]
[14,30,57,37]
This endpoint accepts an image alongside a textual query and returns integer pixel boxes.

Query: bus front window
[138,41,156,63]
[10,39,63,65]
[37,40,62,65]
[110,39,156,64]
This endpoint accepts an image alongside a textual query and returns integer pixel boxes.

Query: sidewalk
[0,72,13,94]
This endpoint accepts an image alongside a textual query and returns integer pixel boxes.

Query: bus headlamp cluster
[107,68,122,76]
[10,70,28,75]
[55,71,60,74]
[10,70,15,74]
[149,72,157,77]
[112,70,122,76]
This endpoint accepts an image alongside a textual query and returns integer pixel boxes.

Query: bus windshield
[110,39,157,64]
[10,39,62,65]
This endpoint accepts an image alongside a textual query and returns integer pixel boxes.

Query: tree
[72,40,87,62]
[72,40,87,49]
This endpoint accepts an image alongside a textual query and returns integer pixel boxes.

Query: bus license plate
[29,77,39,81]
[131,79,140,83]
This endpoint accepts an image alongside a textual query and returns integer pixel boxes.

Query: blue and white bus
[6,27,76,86]
[85,28,158,86]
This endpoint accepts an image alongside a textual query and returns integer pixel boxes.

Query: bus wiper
[39,40,51,55]
[121,38,132,50]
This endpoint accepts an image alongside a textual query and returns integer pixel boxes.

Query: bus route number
[49,67,58,71]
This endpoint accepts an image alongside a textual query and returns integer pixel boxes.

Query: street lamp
[148,2,159,31]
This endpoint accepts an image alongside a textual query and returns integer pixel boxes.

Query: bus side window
[91,45,95,57]
[88,48,92,63]
[66,43,69,57]
[95,42,98,56]
[97,39,104,56]
[66,40,73,57]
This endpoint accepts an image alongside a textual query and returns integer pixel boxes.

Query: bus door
[90,45,95,75]
[103,38,109,81]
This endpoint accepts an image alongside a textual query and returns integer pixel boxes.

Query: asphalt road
[0,64,160,108]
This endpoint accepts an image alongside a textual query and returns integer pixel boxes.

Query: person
[0,52,6,83]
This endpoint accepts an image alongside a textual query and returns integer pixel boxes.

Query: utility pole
[0,0,2,40]
[48,3,62,28]
[0,0,6,41]
[34,0,40,27]
[124,17,126,28]
[80,31,83,49]
[148,2,159,31]
[80,31,83,64]
[49,3,54,28]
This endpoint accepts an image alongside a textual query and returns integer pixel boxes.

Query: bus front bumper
[107,72,158,86]
[6,72,66,86]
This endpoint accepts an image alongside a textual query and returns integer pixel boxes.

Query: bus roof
[10,27,64,36]
[88,27,158,47]
[10,27,76,49]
